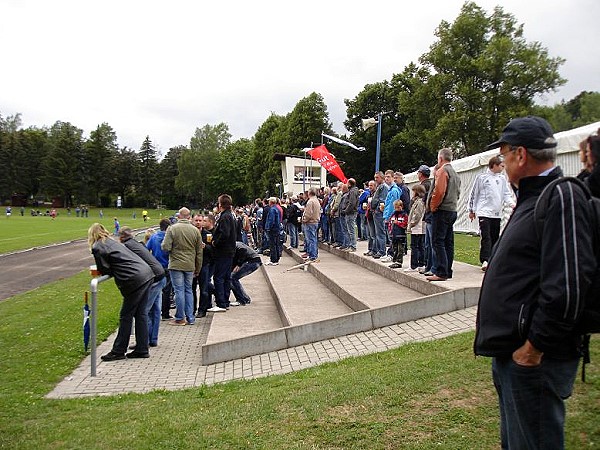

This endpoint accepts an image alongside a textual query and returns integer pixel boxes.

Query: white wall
[405,121,600,233]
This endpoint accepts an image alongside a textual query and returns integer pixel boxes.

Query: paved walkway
[47,306,477,398]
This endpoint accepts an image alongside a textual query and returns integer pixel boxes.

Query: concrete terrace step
[204,268,283,345]
[201,239,482,365]
[285,248,426,310]
[262,253,353,325]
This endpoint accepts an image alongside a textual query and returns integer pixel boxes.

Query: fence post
[90,275,111,377]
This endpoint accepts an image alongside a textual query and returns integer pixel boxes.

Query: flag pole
[375,112,382,173]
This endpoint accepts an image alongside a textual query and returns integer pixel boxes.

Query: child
[113,217,120,236]
[388,199,408,269]
[406,185,426,271]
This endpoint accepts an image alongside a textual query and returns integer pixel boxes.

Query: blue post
[375,112,382,173]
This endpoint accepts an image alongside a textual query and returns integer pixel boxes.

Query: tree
[285,92,333,153]
[111,147,139,208]
[175,123,231,206]
[41,121,84,206]
[215,138,252,205]
[157,145,186,209]
[398,2,565,156]
[245,114,287,199]
[137,136,159,207]
[84,123,119,206]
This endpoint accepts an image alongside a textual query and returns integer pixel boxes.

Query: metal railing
[90,275,111,376]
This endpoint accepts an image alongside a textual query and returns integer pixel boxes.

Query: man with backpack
[474,116,597,449]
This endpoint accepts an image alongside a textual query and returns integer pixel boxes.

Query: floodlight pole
[375,112,382,173]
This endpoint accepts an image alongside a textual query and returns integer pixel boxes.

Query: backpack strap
[533,176,593,241]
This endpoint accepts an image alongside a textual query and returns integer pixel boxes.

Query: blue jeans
[147,277,166,345]
[213,257,233,308]
[287,222,298,248]
[344,213,357,248]
[231,260,261,304]
[169,270,194,323]
[423,222,434,272]
[492,356,579,450]
[339,215,349,247]
[304,223,318,259]
[373,211,386,256]
[431,210,457,278]
[320,213,329,241]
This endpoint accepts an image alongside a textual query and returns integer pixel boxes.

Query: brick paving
[47,306,477,399]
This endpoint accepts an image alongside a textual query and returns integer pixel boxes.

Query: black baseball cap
[486,116,557,151]
[417,165,431,177]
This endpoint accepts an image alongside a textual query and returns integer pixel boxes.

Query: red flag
[306,145,348,183]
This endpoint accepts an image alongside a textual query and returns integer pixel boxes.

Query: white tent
[405,121,600,233]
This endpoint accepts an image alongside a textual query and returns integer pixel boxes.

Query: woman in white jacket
[406,184,427,271]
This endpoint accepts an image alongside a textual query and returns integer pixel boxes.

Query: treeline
[1,2,599,209]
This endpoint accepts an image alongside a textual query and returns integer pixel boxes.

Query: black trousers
[479,217,501,263]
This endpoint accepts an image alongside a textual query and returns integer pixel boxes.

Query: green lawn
[1,229,597,448]
[0,272,598,449]
[0,208,168,254]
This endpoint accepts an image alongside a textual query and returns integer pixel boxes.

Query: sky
[1,0,599,157]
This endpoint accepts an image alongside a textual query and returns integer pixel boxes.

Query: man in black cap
[474,116,596,449]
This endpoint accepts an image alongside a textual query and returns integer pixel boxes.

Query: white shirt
[468,169,515,218]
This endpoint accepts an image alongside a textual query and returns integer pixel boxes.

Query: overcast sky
[1,0,599,156]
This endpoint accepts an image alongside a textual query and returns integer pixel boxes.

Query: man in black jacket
[474,116,596,449]
[229,242,262,306]
[211,194,237,309]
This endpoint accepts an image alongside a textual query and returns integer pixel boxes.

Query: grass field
[1,222,597,448]
[0,208,168,254]
[0,272,598,449]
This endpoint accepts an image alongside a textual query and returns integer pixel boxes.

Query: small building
[273,153,327,195]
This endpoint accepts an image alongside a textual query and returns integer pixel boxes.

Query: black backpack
[534,176,600,381]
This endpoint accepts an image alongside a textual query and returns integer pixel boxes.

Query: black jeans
[112,279,152,355]
[410,234,425,269]
[478,216,501,263]
[161,270,172,318]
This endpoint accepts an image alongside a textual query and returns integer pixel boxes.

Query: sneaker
[186,320,195,325]
[380,255,393,262]
[423,271,434,276]
[207,306,227,313]
[372,254,382,259]
[126,351,150,359]
[230,301,242,307]
[149,342,158,347]
[403,267,417,272]
[363,251,373,256]
[168,319,187,326]
[161,315,174,321]
[339,246,348,250]
[389,263,402,269]
[481,261,488,272]
[101,351,126,362]
[265,261,279,266]
[348,247,356,252]
[416,266,425,272]
[196,311,207,318]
